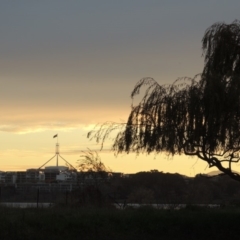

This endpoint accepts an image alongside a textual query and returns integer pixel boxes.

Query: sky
[1,0,240,176]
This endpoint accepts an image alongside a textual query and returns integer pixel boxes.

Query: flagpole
[39,134,77,171]
[53,134,59,167]
[56,134,59,167]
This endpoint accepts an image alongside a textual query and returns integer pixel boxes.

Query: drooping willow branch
[88,21,240,182]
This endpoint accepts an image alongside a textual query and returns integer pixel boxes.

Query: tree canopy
[88,20,240,182]
[78,149,111,173]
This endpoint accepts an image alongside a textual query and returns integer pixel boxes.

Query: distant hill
[206,170,240,176]
[207,170,223,176]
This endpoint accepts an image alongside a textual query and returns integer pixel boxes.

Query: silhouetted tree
[77,149,111,185]
[78,149,111,173]
[75,150,112,206]
[89,20,240,182]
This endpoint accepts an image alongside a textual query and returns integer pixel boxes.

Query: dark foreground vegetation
[1,205,240,240]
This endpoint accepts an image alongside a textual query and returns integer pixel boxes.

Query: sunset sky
[1,1,240,176]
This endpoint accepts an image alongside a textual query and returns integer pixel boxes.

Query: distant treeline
[107,171,240,206]
[1,170,240,206]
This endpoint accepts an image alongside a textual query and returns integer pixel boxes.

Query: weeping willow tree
[88,20,240,182]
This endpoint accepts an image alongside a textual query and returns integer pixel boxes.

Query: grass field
[0,205,240,240]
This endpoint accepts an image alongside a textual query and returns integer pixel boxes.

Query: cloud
[0,122,89,134]
[0,121,67,133]
[0,149,39,158]
[0,105,129,134]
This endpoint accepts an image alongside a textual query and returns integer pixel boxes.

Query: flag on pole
[53,134,58,138]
